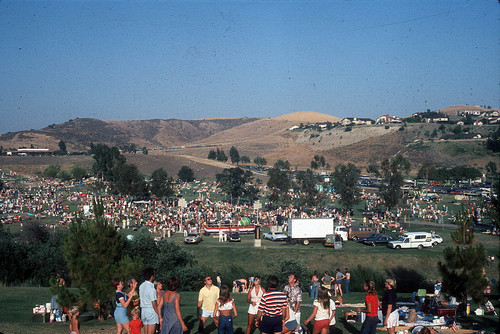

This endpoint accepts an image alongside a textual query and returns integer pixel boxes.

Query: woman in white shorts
[246,276,265,334]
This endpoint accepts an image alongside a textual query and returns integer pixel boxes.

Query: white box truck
[387,232,433,250]
[286,218,348,245]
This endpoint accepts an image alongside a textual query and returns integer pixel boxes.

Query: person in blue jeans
[310,270,320,300]
[358,280,380,334]
[344,268,351,295]
[213,285,238,334]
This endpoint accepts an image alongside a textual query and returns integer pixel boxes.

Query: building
[6,148,52,156]
[376,114,402,124]
[341,117,374,126]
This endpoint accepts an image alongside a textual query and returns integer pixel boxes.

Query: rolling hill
[0,110,497,178]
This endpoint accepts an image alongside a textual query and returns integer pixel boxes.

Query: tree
[63,200,137,319]
[216,148,228,162]
[485,161,497,182]
[113,163,148,197]
[253,156,267,167]
[240,155,250,164]
[366,164,380,177]
[311,155,326,170]
[57,170,72,181]
[229,146,240,164]
[332,163,361,211]
[71,166,88,179]
[485,127,500,152]
[379,155,410,211]
[294,169,325,210]
[178,166,195,182]
[438,208,487,311]
[151,168,173,198]
[43,164,61,178]
[90,143,126,181]
[216,167,258,204]
[207,149,217,160]
[58,140,67,155]
[122,230,203,291]
[417,162,436,181]
[267,161,293,207]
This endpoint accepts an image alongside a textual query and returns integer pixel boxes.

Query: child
[304,286,336,334]
[213,285,238,334]
[283,300,301,334]
[129,308,144,334]
[68,306,80,334]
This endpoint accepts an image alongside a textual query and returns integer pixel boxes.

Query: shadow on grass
[458,314,499,331]
[385,266,433,293]
[336,317,360,334]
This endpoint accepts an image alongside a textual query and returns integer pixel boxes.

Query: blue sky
[0,0,498,133]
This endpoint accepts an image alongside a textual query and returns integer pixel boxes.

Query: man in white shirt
[139,267,159,334]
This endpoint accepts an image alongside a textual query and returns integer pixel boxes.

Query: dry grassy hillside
[274,111,341,123]
[0,110,497,178]
[437,105,497,116]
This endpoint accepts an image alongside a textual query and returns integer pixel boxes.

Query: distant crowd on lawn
[0,174,487,235]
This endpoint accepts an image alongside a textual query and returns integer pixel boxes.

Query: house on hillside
[376,114,402,124]
[460,110,482,117]
[425,117,449,123]
[6,148,52,156]
[341,117,374,126]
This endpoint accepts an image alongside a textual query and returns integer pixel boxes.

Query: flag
[451,321,457,333]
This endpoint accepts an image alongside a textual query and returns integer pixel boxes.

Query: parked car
[184,232,202,244]
[356,233,379,243]
[263,231,288,241]
[388,232,433,250]
[228,231,241,242]
[348,226,377,241]
[363,234,395,246]
[431,234,443,246]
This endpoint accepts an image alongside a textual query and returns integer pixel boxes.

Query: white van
[334,226,348,241]
[388,232,433,250]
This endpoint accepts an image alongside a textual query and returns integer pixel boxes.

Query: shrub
[273,258,310,291]
[349,265,385,292]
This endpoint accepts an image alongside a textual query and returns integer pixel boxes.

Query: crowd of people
[3,173,493,254]
[64,268,418,334]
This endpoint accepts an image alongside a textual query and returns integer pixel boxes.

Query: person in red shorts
[303,286,336,334]
[129,308,144,334]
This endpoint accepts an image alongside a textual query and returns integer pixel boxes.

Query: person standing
[127,277,140,314]
[382,278,398,334]
[310,271,320,300]
[197,276,220,333]
[159,276,188,334]
[112,278,137,334]
[358,280,380,334]
[213,285,238,334]
[140,268,160,334]
[303,286,336,334]
[246,276,266,334]
[255,275,288,334]
[333,269,344,297]
[344,269,351,295]
[217,273,222,289]
[321,272,333,291]
[283,274,302,333]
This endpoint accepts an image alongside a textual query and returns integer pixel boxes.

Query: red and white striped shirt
[258,289,288,317]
